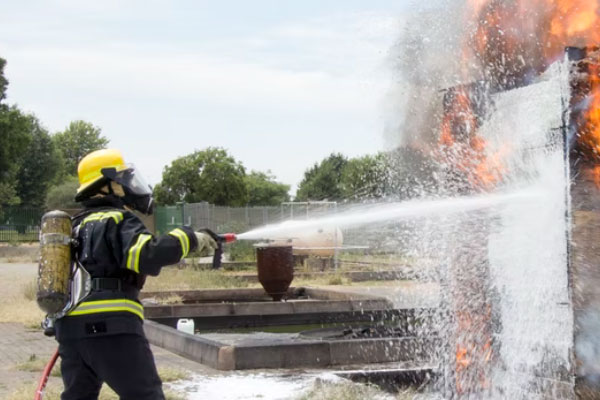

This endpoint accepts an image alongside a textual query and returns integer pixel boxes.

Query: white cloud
[0,6,404,191]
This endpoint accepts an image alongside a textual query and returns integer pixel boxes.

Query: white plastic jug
[176,318,195,335]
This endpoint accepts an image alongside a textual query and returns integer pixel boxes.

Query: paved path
[0,323,57,364]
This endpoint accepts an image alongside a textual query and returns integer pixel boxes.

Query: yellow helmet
[77,149,127,195]
[75,148,155,215]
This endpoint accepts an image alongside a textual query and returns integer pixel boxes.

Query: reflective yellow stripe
[168,228,190,257]
[67,299,144,320]
[81,211,124,227]
[126,234,152,273]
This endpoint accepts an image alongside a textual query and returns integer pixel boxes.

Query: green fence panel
[154,205,184,235]
[0,207,45,242]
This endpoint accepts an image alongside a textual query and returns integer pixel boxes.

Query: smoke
[576,310,600,385]
[383,0,470,150]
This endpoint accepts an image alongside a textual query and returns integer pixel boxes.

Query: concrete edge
[145,320,433,371]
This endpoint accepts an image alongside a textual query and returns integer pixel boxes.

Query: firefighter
[55,148,217,400]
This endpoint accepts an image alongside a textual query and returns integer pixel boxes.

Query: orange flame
[442,1,600,190]
[438,87,506,191]
[467,0,600,160]
[443,1,600,392]
[580,54,600,159]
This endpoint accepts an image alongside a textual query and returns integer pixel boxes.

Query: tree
[245,171,290,206]
[341,153,388,200]
[16,117,62,207]
[0,58,31,208]
[154,147,249,206]
[0,58,8,102]
[45,176,79,210]
[53,120,109,177]
[295,153,348,201]
[0,106,33,207]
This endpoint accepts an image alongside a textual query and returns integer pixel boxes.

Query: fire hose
[34,348,59,400]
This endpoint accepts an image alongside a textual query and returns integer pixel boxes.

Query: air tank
[37,210,72,315]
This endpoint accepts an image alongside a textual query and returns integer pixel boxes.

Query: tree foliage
[16,117,62,207]
[295,153,348,201]
[246,171,290,206]
[0,106,33,207]
[154,148,249,206]
[341,153,388,200]
[53,120,109,177]
[0,58,8,102]
[45,176,79,210]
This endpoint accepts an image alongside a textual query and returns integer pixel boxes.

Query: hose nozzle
[219,233,237,243]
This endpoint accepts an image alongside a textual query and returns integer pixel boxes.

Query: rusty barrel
[256,244,294,301]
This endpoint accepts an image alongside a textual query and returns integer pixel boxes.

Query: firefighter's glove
[194,232,218,257]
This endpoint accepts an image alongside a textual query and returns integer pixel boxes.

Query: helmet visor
[116,165,153,196]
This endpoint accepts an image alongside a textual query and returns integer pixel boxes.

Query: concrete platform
[143,287,437,371]
[142,287,404,330]
[144,320,436,370]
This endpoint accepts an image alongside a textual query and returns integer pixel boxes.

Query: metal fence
[155,201,343,235]
[0,207,44,242]
[154,201,372,248]
[154,203,286,234]
[1,201,367,247]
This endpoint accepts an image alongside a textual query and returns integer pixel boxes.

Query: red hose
[34,348,59,400]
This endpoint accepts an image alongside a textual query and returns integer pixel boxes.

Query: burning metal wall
[567,47,600,399]
[426,57,575,399]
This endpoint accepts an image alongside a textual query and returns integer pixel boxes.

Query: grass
[0,242,40,263]
[155,294,184,304]
[296,379,390,400]
[6,382,186,400]
[144,267,249,291]
[22,279,37,301]
[293,272,351,286]
[297,379,417,400]
[13,358,189,384]
[158,367,192,382]
[14,354,61,377]
[0,272,44,327]
[145,265,406,293]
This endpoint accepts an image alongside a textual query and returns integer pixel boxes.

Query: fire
[439,0,600,394]
[579,53,600,159]
[440,0,600,190]
[438,86,506,191]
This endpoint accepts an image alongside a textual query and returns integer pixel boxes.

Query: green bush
[45,176,79,210]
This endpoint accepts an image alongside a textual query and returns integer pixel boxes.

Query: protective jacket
[55,196,197,341]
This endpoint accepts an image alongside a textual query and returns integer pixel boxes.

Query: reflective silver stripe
[81,211,124,227]
[168,228,190,257]
[126,234,152,273]
[67,299,144,320]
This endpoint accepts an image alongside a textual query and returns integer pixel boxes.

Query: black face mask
[126,193,154,216]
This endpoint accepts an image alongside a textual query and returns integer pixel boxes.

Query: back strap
[91,278,122,291]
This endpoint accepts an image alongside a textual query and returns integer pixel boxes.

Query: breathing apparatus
[37,210,91,336]
[37,149,155,335]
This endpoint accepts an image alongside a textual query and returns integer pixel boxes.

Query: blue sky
[0,0,434,193]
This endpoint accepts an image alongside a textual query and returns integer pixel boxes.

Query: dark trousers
[59,334,164,400]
